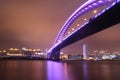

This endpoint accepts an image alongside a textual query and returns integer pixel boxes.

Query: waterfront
[0,60,120,80]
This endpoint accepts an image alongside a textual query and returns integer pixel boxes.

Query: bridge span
[48,0,120,60]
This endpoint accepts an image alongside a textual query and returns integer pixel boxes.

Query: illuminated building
[68,54,83,60]
[22,47,42,57]
[7,48,24,57]
[0,50,7,57]
[60,54,68,60]
[83,44,88,59]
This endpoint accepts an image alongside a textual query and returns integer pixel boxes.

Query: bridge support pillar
[49,48,60,60]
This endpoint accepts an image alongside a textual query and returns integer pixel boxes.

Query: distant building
[83,44,88,59]
[21,47,42,57]
[0,50,7,57]
[60,54,68,60]
[68,54,83,60]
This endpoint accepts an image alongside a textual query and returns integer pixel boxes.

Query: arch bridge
[48,0,120,60]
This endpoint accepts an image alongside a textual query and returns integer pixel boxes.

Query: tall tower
[83,44,88,59]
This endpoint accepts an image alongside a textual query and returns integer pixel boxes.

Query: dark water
[0,60,120,80]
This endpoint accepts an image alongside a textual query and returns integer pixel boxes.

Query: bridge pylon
[47,48,60,60]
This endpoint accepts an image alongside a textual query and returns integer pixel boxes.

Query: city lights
[0,1,120,80]
[3,50,6,53]
[0,48,46,59]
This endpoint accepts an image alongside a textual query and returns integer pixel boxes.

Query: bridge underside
[49,2,120,60]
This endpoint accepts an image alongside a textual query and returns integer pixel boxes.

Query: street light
[93,10,97,14]
[72,28,75,31]
[84,18,87,21]
[77,24,80,27]
[68,31,71,34]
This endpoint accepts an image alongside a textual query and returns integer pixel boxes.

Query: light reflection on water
[47,61,64,80]
[46,61,72,80]
[83,61,89,80]
[0,60,120,80]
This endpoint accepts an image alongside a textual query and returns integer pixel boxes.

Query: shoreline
[0,57,120,61]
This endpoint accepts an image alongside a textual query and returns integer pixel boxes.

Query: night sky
[0,0,120,54]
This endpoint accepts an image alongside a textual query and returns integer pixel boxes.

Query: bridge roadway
[48,2,120,60]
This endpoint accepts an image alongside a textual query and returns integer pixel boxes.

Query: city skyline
[0,0,120,54]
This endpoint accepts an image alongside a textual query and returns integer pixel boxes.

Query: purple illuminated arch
[54,0,114,44]
[48,0,118,53]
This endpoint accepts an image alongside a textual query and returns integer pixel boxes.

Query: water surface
[0,60,120,80]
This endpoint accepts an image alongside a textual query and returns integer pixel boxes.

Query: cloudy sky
[0,0,120,54]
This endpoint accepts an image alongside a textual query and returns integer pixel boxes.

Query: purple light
[94,15,98,18]
[52,0,118,52]
[82,9,84,12]
[112,2,116,6]
[117,0,120,2]
[54,0,98,44]
[78,11,82,14]
[71,17,74,20]
[106,6,111,10]
[102,9,106,13]
[67,22,71,25]
[83,62,89,80]
[89,5,92,8]
[93,3,97,6]
[74,15,76,18]
[85,7,88,10]
[108,0,112,2]
[98,0,103,3]
[76,13,79,16]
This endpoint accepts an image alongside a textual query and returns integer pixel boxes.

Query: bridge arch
[54,0,116,44]
[48,0,120,59]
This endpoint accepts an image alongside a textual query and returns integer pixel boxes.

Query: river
[0,60,120,80]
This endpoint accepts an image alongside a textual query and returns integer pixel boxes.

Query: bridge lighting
[117,0,120,2]
[88,5,92,8]
[84,18,87,21]
[112,2,116,6]
[108,0,112,1]
[68,31,71,34]
[74,15,76,18]
[76,13,79,16]
[98,0,103,3]
[93,3,97,6]
[60,52,64,54]
[81,9,84,12]
[85,7,88,10]
[72,28,75,31]
[65,35,67,37]
[93,10,97,14]
[77,24,80,26]
[78,11,82,14]
[102,9,106,13]
[59,40,62,42]
[70,17,74,21]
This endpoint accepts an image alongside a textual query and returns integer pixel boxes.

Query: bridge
[47,0,120,60]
